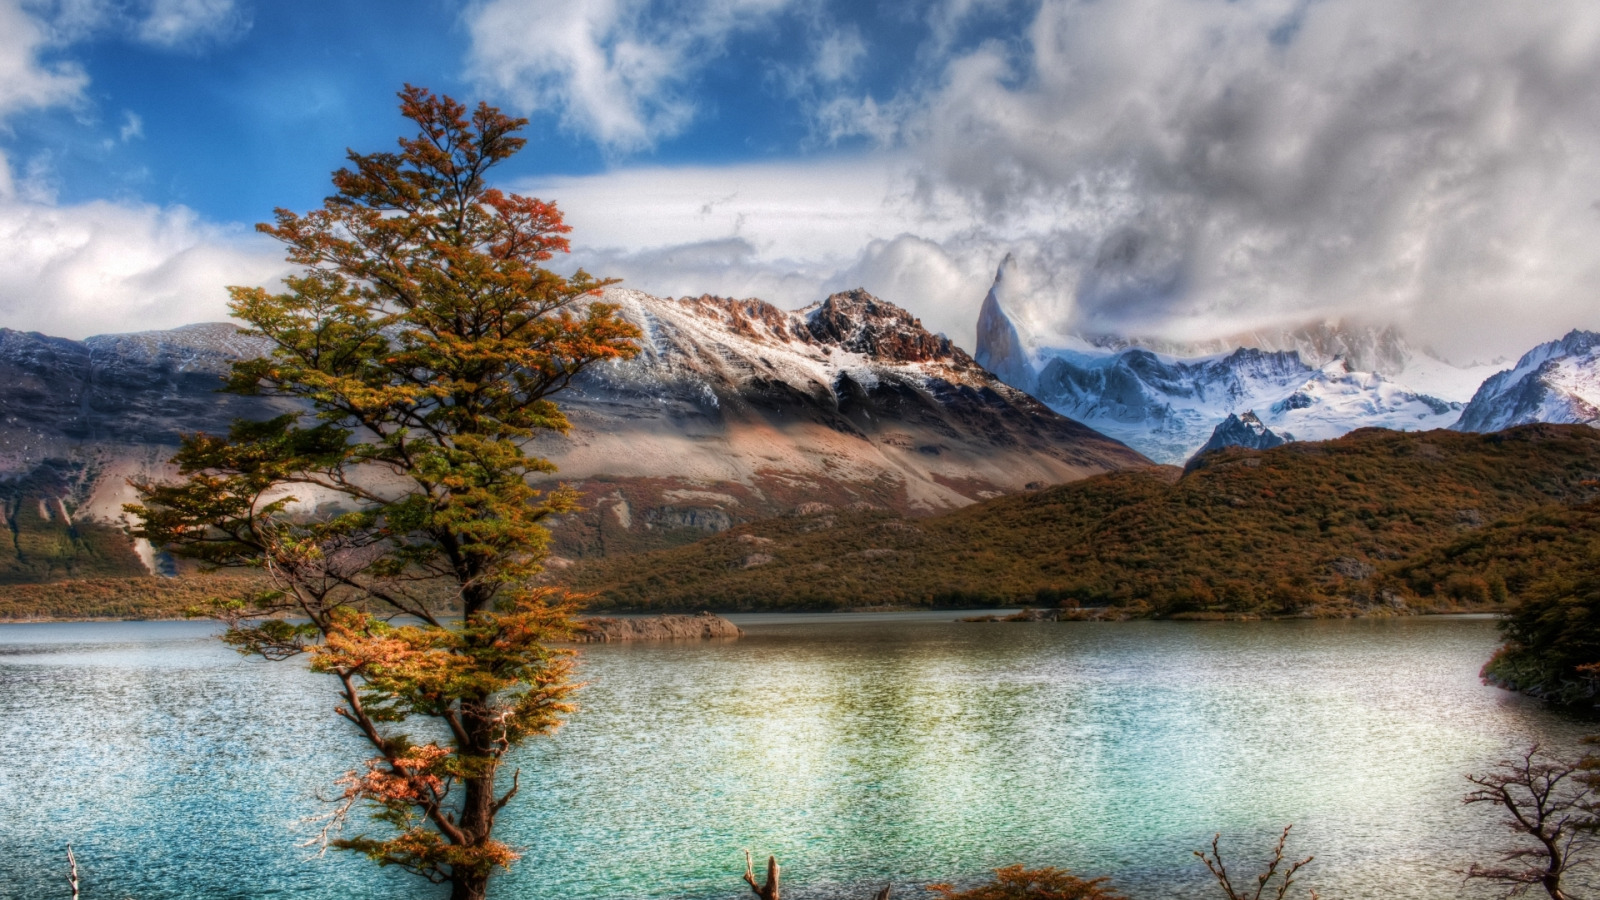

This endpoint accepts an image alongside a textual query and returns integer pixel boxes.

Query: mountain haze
[976,258,1513,463]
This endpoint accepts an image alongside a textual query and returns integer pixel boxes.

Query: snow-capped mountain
[1189,411,1287,465]
[975,259,1498,463]
[1453,330,1600,432]
[531,287,1147,554]
[0,288,1149,575]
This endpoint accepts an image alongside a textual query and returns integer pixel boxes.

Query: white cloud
[890,0,1600,359]
[516,158,1007,344]
[0,0,89,119]
[0,194,288,338]
[135,0,247,47]
[464,0,797,151]
[812,26,865,83]
[0,1,276,339]
[534,0,1600,362]
[118,109,142,141]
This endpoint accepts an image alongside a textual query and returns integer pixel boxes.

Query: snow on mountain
[1258,360,1464,442]
[1188,411,1287,465]
[1452,330,1600,432]
[1025,346,1316,464]
[973,260,1486,464]
[529,288,1147,545]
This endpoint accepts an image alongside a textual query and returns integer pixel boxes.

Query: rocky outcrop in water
[576,612,744,642]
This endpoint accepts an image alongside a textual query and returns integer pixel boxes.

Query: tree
[127,85,639,900]
[1195,826,1318,900]
[1465,744,1600,900]
[1483,546,1600,706]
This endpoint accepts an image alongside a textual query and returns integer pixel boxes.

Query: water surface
[0,614,1589,899]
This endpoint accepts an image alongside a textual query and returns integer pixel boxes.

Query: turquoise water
[0,614,1591,899]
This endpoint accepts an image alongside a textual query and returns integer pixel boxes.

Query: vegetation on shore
[564,424,1600,616]
[0,574,267,620]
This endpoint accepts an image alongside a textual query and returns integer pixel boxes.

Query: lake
[0,614,1590,899]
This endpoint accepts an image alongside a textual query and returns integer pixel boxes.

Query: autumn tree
[127,85,639,900]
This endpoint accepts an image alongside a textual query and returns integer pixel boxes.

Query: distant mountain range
[974,256,1597,463]
[1,271,1598,586]
[0,288,1146,581]
[520,288,1145,557]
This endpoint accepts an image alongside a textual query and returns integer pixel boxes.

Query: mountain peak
[1454,329,1600,432]
[1186,410,1290,470]
[974,257,1035,392]
[803,289,970,365]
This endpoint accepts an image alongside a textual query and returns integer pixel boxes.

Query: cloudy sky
[4,0,1600,361]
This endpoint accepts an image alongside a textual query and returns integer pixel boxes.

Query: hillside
[561,425,1600,615]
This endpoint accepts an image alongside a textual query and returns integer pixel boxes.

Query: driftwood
[744,850,780,900]
[66,845,78,900]
[577,612,743,643]
[743,850,890,900]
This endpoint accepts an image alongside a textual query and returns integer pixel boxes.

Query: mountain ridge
[972,259,1540,462]
[0,287,1149,581]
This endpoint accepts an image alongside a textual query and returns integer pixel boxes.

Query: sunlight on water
[0,615,1591,899]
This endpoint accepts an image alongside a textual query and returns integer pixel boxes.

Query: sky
[3,0,1600,362]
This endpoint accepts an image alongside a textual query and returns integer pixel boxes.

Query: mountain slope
[0,324,291,582]
[1453,330,1600,432]
[528,287,1149,556]
[562,424,1600,615]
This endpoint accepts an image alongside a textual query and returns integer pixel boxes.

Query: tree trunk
[451,872,490,900]
[451,677,500,900]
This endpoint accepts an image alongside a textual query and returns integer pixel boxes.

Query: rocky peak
[1187,410,1289,470]
[974,256,1036,393]
[803,289,970,366]
[1554,329,1600,357]
[671,295,812,346]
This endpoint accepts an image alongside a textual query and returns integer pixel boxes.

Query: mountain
[526,287,1148,557]
[1452,330,1600,433]
[1188,411,1287,466]
[974,259,1499,463]
[0,323,291,582]
[562,424,1600,615]
[0,289,1148,581]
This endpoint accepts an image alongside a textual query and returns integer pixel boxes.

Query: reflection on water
[0,615,1590,899]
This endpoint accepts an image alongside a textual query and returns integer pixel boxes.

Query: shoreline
[0,606,1506,626]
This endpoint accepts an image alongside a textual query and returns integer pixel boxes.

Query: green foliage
[0,458,147,584]
[0,574,268,620]
[566,425,1600,616]
[1483,545,1600,705]
[126,85,637,900]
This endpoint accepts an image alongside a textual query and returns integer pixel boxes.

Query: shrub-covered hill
[0,575,270,621]
[560,424,1600,616]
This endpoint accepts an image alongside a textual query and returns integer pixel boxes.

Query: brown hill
[560,425,1600,616]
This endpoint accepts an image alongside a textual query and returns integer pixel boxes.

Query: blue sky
[4,0,1600,361]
